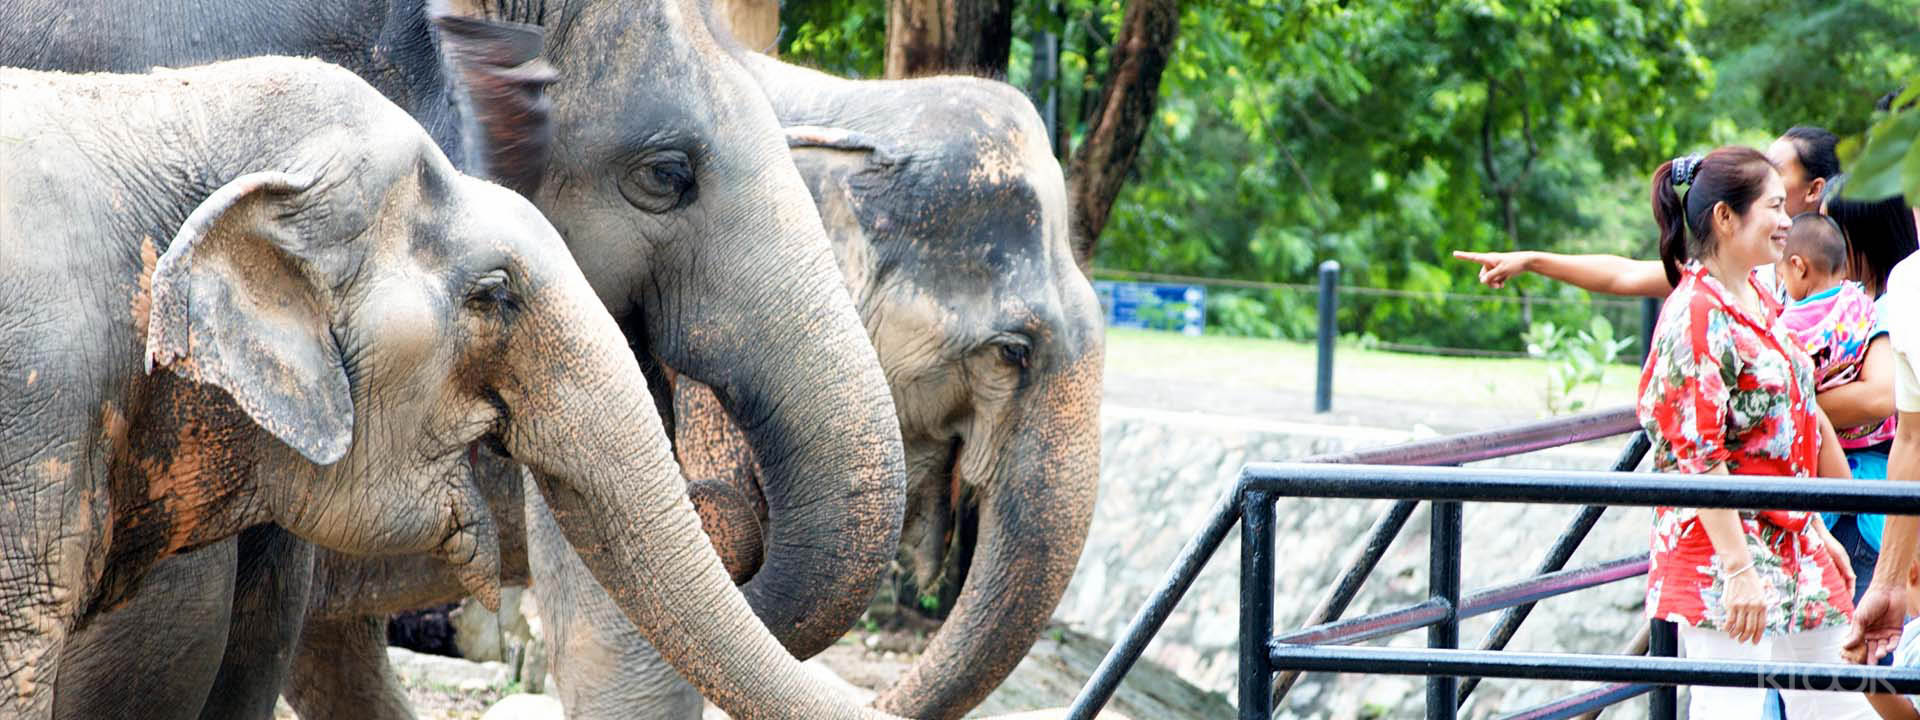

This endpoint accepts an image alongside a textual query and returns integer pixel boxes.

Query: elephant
[526,47,1108,719]
[0,57,896,720]
[0,0,910,693]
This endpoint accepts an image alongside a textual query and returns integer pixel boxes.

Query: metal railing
[1065,406,1920,720]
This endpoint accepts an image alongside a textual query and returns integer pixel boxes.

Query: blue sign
[1095,281,1205,335]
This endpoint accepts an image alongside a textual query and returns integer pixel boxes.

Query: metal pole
[1270,499,1418,707]
[1429,500,1463,719]
[1639,297,1660,365]
[1315,260,1340,413]
[1070,488,1242,719]
[1648,619,1678,719]
[1457,433,1650,704]
[1240,490,1277,720]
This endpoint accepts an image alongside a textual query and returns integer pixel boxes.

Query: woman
[1637,147,1869,718]
[1455,185,1916,600]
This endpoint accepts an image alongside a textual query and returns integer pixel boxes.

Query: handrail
[1066,406,1643,719]
[1244,464,1920,720]
[1272,417,1650,707]
[1274,555,1648,647]
[1240,463,1920,512]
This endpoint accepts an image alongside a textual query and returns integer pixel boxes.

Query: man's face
[1766,137,1819,216]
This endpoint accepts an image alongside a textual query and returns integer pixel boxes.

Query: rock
[452,596,505,662]
[387,647,512,691]
[481,693,564,720]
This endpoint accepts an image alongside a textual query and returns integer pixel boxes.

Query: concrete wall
[1056,406,1656,719]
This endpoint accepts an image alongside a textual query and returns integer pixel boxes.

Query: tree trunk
[884,0,1015,79]
[1065,0,1180,272]
[712,0,780,55]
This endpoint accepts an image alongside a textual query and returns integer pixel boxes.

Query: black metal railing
[1066,407,1920,720]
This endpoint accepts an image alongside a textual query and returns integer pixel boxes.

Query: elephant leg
[526,475,702,719]
[198,526,315,720]
[285,616,414,720]
[53,539,239,720]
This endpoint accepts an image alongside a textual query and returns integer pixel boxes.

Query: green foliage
[1841,80,1920,200]
[1526,316,1635,414]
[778,0,887,78]
[773,0,1919,354]
[1095,0,1711,352]
[1697,0,1920,138]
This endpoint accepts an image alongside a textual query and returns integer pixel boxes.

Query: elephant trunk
[877,351,1104,720]
[648,158,906,659]
[500,284,892,719]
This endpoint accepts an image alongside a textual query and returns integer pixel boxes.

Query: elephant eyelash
[464,271,519,313]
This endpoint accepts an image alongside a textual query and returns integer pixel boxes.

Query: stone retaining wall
[1055,406,1655,719]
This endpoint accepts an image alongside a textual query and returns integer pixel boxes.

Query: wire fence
[1092,268,1654,361]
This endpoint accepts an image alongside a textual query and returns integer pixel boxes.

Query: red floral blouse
[1636,262,1852,634]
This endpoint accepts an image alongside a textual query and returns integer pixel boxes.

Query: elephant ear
[431,3,557,197]
[784,125,901,168]
[783,125,904,222]
[145,172,356,466]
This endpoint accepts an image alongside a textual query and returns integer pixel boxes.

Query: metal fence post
[1648,619,1678,719]
[1639,297,1660,365]
[1315,260,1340,413]
[1429,500,1462,719]
[1240,489,1276,720]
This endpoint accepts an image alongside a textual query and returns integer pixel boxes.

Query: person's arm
[1849,349,1920,664]
[1695,474,1769,644]
[1451,250,1674,298]
[1865,690,1920,720]
[1820,337,1897,429]
[1818,410,1856,480]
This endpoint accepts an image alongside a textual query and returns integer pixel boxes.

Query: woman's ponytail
[1652,158,1690,287]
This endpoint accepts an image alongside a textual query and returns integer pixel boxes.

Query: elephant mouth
[904,436,978,616]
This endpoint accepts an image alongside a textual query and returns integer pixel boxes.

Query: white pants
[1679,624,1878,719]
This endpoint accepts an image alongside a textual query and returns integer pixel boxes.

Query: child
[1859,560,1920,718]
[1777,212,1887,413]
[1778,214,1900,551]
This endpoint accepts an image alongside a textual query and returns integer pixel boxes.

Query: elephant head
[441,0,908,657]
[728,53,1107,719]
[103,57,893,719]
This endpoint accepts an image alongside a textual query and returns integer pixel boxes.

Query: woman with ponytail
[1637,147,1873,718]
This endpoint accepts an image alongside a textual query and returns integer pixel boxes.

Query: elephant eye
[619,150,697,214]
[997,340,1031,370]
[465,269,516,313]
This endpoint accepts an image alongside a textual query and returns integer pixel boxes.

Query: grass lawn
[1103,327,1642,415]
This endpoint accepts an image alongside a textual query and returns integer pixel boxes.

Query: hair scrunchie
[1671,153,1704,187]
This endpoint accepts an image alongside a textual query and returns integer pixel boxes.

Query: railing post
[1315,260,1340,413]
[1428,500,1462,719]
[1639,296,1660,365]
[1240,489,1276,720]
[1648,619,1678,719]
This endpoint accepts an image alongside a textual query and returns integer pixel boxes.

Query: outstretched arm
[1452,250,1673,299]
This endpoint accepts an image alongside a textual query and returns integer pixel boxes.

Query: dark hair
[1784,212,1848,275]
[1880,86,1914,112]
[1782,126,1841,182]
[1652,146,1778,286]
[1824,183,1918,295]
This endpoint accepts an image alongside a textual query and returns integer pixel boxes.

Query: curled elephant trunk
[498,282,894,719]
[644,159,907,658]
[878,351,1104,720]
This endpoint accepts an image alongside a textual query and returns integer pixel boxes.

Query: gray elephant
[0,57,894,720]
[1,0,910,690]
[531,49,1108,719]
